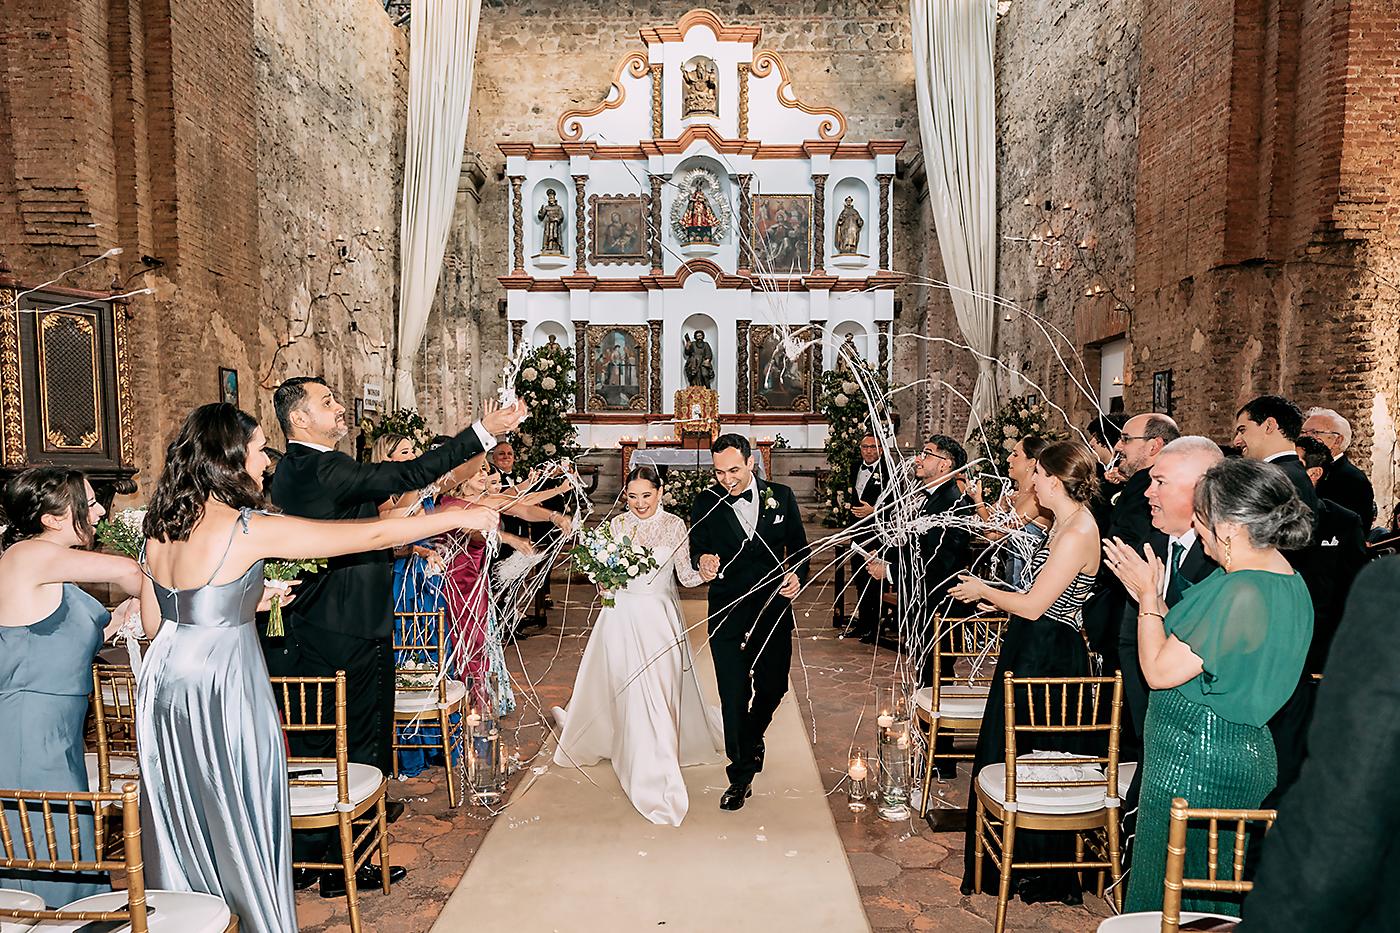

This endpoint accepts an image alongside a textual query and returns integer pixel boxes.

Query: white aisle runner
[432,601,869,933]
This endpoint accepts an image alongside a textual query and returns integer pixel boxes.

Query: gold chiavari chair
[271,672,390,933]
[973,672,1127,933]
[0,783,237,931]
[391,609,467,806]
[1096,797,1276,931]
[88,663,141,858]
[912,613,1008,819]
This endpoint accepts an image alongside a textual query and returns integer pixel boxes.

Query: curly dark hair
[1,467,94,549]
[144,403,267,543]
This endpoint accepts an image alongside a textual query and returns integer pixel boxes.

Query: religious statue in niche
[536,188,566,256]
[668,168,731,247]
[834,196,865,255]
[681,56,719,117]
[683,330,715,388]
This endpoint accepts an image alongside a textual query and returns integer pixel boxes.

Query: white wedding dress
[553,508,724,825]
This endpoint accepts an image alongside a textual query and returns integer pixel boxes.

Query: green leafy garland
[512,340,579,473]
[819,359,891,526]
[357,407,433,460]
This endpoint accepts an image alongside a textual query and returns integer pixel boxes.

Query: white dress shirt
[1161,528,1198,599]
[855,462,877,499]
[288,439,334,453]
[1263,451,1294,463]
[729,477,760,538]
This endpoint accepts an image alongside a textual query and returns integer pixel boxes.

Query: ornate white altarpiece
[499,8,903,448]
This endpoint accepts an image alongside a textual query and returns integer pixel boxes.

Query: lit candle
[848,759,868,782]
[877,712,894,729]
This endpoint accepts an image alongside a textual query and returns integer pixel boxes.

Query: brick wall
[0,0,405,487]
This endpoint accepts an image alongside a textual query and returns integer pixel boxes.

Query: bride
[553,464,723,825]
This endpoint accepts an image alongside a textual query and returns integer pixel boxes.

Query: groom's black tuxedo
[690,477,808,785]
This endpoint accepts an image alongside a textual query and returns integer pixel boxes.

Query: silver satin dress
[137,509,297,933]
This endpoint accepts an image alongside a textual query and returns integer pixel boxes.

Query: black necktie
[727,490,753,504]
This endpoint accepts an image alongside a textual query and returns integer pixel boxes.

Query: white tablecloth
[630,448,766,477]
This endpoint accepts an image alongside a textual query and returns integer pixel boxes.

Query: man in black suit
[691,433,809,811]
[1295,436,1368,673]
[1088,413,1179,699]
[1238,558,1400,931]
[1303,406,1376,526]
[269,377,522,891]
[866,434,972,777]
[1109,435,1223,872]
[845,434,886,642]
[1233,394,1320,805]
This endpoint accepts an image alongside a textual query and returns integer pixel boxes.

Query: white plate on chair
[84,753,140,800]
[1097,911,1240,931]
[37,890,231,932]
[0,888,44,932]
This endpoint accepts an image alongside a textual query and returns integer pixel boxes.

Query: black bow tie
[727,490,753,503]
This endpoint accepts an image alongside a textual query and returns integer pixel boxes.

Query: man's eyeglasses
[1118,434,1153,443]
[919,448,949,460]
[1301,429,1342,438]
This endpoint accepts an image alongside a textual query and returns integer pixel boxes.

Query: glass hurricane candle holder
[847,747,871,813]
[877,717,911,821]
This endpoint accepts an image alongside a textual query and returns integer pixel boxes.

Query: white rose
[522,367,538,381]
[834,393,849,407]
[626,564,639,576]
[1019,408,1029,418]
[842,381,858,395]
[519,433,533,445]
[544,443,557,455]
[541,359,553,370]
[541,376,557,390]
[1004,425,1020,438]
[606,543,617,553]
[1002,438,1017,452]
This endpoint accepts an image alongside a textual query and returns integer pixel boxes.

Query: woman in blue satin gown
[136,404,502,933]
[0,467,144,906]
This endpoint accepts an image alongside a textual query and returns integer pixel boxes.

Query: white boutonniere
[764,493,779,511]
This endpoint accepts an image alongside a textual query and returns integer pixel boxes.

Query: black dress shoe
[293,867,319,891]
[719,781,752,811]
[385,799,406,823]
[319,864,407,898]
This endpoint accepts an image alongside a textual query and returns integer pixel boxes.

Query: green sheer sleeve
[1164,569,1313,726]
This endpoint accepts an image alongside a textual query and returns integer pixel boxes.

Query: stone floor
[294,556,1112,933]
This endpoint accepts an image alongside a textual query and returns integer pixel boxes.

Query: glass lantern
[847,746,871,813]
[877,714,911,821]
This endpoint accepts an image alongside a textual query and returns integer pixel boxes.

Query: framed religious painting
[1153,369,1173,415]
[588,194,649,265]
[753,194,813,276]
[748,324,814,412]
[585,324,650,411]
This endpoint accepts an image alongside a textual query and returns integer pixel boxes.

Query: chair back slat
[928,614,1008,712]
[270,672,351,805]
[393,610,450,706]
[0,783,147,930]
[1160,796,1277,929]
[1000,672,1123,804]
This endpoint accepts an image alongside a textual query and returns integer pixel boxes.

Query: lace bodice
[609,509,703,594]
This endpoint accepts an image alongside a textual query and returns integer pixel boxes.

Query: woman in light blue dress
[136,404,503,933]
[0,467,144,906]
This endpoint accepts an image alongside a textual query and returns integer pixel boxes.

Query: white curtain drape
[394,0,482,409]
[909,0,999,434]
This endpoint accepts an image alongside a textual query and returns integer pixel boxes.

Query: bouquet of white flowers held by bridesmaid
[568,522,659,608]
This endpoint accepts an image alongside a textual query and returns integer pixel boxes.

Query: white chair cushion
[83,752,140,804]
[98,681,136,710]
[1098,911,1240,931]
[395,678,466,714]
[288,762,385,817]
[34,890,231,932]
[0,888,44,932]
[978,756,1138,815]
[913,684,991,720]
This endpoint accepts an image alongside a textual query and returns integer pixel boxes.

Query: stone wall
[0,0,406,484]
[992,0,1141,428]
[253,0,407,445]
[416,0,947,441]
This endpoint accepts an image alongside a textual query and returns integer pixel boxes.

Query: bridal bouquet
[96,508,146,559]
[262,558,326,636]
[568,523,658,608]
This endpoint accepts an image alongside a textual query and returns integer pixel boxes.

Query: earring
[1222,536,1233,571]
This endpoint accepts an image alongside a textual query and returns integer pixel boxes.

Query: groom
[691,433,809,810]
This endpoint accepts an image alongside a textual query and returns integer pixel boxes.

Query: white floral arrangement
[974,394,1057,482]
[660,469,714,523]
[512,340,579,472]
[567,523,659,608]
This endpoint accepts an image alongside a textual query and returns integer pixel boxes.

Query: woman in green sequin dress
[1104,458,1313,914]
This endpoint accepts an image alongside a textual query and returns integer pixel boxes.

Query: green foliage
[358,407,433,460]
[971,394,1059,488]
[95,509,145,558]
[818,359,891,526]
[513,341,579,472]
[660,468,715,523]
